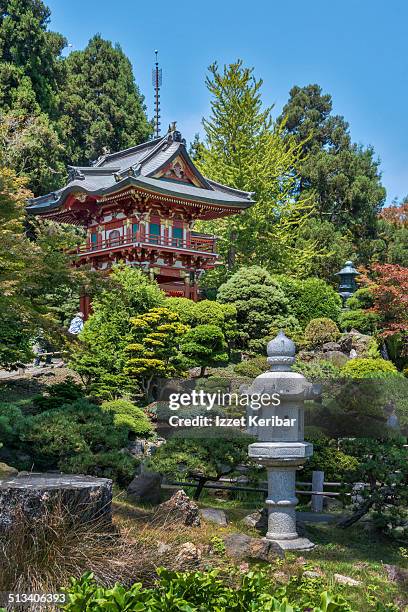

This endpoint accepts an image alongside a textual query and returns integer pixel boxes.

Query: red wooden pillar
[79,294,92,320]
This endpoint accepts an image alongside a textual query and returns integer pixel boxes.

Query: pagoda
[27,124,254,316]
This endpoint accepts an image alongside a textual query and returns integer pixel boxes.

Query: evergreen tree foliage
[181,324,228,376]
[58,34,152,165]
[70,266,164,399]
[194,61,316,275]
[0,112,65,195]
[217,266,289,353]
[279,84,386,243]
[125,307,187,401]
[0,0,66,116]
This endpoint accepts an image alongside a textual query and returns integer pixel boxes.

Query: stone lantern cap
[267,330,296,371]
[335,261,358,276]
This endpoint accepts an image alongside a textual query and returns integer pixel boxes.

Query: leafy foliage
[217,266,288,352]
[339,438,408,537]
[274,276,342,328]
[303,318,340,349]
[70,266,164,399]
[181,324,228,376]
[58,34,152,165]
[148,429,252,500]
[194,60,316,275]
[341,358,399,379]
[279,84,386,244]
[125,307,187,401]
[63,568,352,611]
[101,399,153,437]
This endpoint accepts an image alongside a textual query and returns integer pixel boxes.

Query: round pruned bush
[217,266,288,352]
[272,275,342,327]
[339,309,380,334]
[341,357,400,379]
[303,318,340,349]
[101,399,154,438]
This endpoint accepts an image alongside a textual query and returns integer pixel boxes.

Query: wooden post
[311,470,324,513]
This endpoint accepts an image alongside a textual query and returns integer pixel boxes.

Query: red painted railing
[76,232,217,255]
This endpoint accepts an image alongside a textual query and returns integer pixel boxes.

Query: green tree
[58,34,152,165]
[279,84,386,243]
[273,275,342,327]
[0,0,66,116]
[0,112,65,195]
[70,266,164,398]
[195,61,316,275]
[148,429,252,500]
[181,324,228,377]
[217,266,289,353]
[125,307,187,401]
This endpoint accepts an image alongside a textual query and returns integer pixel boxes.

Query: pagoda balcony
[74,231,217,259]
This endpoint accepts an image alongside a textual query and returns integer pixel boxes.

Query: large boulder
[156,490,200,526]
[338,330,373,357]
[127,471,162,505]
[223,533,284,562]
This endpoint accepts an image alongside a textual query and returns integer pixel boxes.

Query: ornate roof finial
[152,50,162,138]
[266,330,296,372]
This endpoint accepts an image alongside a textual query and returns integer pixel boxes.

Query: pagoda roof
[27,126,254,219]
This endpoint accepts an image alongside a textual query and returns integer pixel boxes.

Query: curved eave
[27,174,254,216]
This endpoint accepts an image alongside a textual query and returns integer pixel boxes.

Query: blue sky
[47,0,407,204]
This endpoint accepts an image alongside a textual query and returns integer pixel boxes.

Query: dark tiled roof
[27,128,254,215]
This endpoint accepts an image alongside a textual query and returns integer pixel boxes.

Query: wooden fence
[164,470,351,512]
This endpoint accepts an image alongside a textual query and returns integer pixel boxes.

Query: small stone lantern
[335,260,359,306]
[245,331,321,550]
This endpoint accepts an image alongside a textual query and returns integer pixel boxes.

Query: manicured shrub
[217,266,289,352]
[267,314,304,345]
[346,287,374,310]
[304,318,340,349]
[293,359,341,381]
[60,450,137,487]
[234,356,268,378]
[302,435,359,482]
[339,309,379,334]
[101,399,153,437]
[341,358,400,379]
[181,324,228,376]
[165,296,197,325]
[273,275,342,327]
[17,399,138,483]
[32,378,84,413]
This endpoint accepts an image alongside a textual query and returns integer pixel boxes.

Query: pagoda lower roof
[27,127,254,218]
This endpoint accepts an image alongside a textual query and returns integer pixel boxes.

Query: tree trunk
[337,497,375,528]
[193,477,207,501]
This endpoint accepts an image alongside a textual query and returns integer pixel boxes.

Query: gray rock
[242,508,268,531]
[322,342,341,352]
[384,564,408,585]
[223,533,284,562]
[157,541,171,555]
[338,330,373,358]
[156,490,200,526]
[175,542,202,566]
[303,570,323,579]
[334,573,361,587]
[200,507,227,526]
[321,350,349,368]
[0,473,112,532]
[127,471,162,505]
[0,462,18,478]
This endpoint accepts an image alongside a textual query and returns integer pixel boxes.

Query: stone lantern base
[249,441,315,551]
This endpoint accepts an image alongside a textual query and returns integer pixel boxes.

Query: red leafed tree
[370,264,408,336]
[379,201,408,228]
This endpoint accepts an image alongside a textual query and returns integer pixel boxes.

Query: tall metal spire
[152,50,162,138]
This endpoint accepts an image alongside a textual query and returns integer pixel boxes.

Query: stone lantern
[335,260,359,306]
[245,331,321,550]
